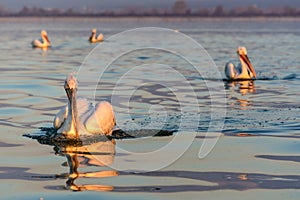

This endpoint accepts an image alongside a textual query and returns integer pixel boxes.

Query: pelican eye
[64,81,70,89]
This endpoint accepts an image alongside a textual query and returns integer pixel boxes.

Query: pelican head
[41,30,47,36]
[61,74,79,138]
[41,30,51,45]
[89,29,97,43]
[64,74,78,101]
[237,46,256,78]
[237,46,247,56]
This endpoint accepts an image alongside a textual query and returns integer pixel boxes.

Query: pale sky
[0,0,299,11]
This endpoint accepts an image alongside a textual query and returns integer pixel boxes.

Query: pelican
[225,46,256,80]
[31,30,51,48]
[89,29,104,43]
[53,74,116,138]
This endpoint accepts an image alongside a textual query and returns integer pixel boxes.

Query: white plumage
[53,74,116,138]
[225,46,256,80]
[89,29,104,43]
[32,30,51,48]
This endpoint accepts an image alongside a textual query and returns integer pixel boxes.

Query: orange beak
[240,54,256,78]
[45,35,51,45]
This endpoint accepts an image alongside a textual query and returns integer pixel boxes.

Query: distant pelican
[89,29,104,43]
[53,74,116,138]
[225,46,256,80]
[31,30,51,48]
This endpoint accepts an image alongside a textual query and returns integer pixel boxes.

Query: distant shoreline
[0,16,299,22]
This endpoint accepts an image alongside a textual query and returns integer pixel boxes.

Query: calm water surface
[0,17,300,199]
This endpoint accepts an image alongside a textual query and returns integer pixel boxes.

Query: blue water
[0,17,300,200]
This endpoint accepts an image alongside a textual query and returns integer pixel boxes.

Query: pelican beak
[240,54,256,78]
[65,87,79,138]
[45,35,51,45]
[65,88,73,102]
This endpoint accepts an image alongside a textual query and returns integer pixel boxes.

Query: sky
[0,0,299,11]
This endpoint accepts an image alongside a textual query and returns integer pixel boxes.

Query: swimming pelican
[31,30,51,48]
[225,46,256,80]
[53,74,116,138]
[89,29,104,43]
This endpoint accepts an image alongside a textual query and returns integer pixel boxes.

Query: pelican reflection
[54,139,118,191]
[225,80,255,96]
[225,80,255,109]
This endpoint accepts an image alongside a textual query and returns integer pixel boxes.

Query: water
[1,17,300,199]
